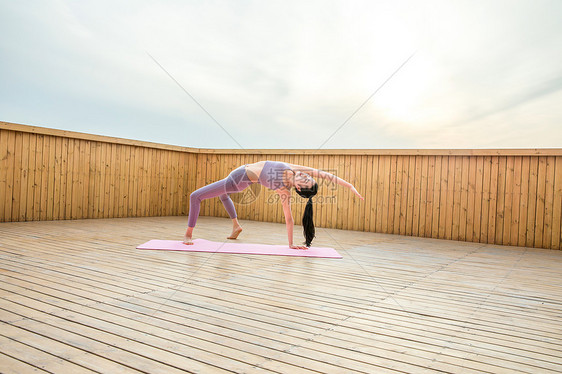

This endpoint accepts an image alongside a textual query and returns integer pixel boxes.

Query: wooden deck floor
[0,216,561,374]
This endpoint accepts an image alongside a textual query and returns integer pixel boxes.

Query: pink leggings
[187,165,252,227]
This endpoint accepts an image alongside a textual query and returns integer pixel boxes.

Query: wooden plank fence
[1,121,562,249]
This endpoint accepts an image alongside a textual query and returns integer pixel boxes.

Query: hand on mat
[290,244,309,250]
[351,186,364,200]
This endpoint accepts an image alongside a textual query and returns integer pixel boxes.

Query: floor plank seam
[353,244,494,372]
[414,246,535,372]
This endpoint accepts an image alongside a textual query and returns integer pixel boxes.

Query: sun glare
[375,53,435,125]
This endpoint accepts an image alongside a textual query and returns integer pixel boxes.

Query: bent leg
[219,194,244,239]
[219,193,237,219]
[219,194,243,239]
[186,168,252,244]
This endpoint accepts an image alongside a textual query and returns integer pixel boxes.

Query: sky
[1,0,561,149]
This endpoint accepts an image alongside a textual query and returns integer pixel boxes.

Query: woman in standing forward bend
[184,160,364,249]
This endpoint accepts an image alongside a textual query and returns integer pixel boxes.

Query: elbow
[285,217,294,225]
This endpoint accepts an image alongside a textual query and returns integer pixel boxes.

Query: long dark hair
[295,183,318,246]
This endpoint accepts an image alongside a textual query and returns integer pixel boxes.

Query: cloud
[1,0,562,148]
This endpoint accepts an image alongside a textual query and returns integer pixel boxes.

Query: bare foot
[183,235,193,245]
[227,226,243,240]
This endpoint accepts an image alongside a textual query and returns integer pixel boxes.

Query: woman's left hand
[290,244,309,250]
[351,185,364,200]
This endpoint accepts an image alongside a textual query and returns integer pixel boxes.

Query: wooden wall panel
[2,122,562,250]
[552,157,562,250]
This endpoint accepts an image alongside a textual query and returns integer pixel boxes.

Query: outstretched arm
[288,163,364,200]
[279,191,308,249]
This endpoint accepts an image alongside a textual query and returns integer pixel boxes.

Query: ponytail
[302,198,315,246]
[295,182,318,247]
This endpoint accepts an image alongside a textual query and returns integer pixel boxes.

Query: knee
[219,194,230,202]
[190,191,202,204]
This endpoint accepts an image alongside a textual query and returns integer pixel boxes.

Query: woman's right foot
[183,235,193,245]
[227,226,243,240]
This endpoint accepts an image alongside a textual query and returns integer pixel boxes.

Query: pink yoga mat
[137,239,342,259]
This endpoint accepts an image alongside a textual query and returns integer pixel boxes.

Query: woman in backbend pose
[184,160,363,249]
